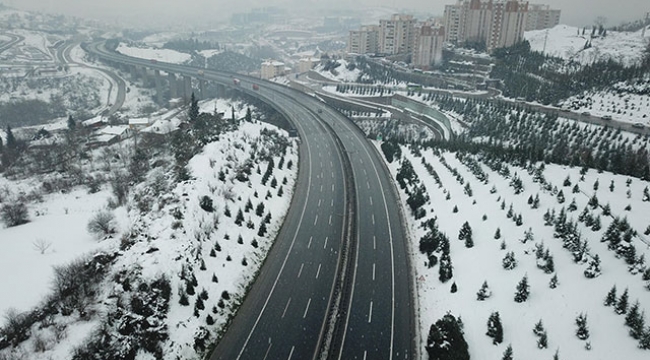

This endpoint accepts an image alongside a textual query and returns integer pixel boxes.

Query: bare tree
[32,238,52,254]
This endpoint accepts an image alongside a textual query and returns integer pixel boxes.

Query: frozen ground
[116,43,191,64]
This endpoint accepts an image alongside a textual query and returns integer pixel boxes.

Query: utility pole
[542,28,549,54]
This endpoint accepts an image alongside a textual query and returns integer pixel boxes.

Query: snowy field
[381,141,650,359]
[116,43,191,64]
[525,24,650,66]
[564,89,650,126]
[313,59,362,82]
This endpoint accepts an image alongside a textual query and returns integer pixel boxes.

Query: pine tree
[235,209,244,226]
[575,313,589,340]
[67,115,76,132]
[514,275,530,302]
[640,327,650,349]
[538,331,548,349]
[476,280,491,300]
[533,319,545,336]
[604,285,617,306]
[494,227,501,240]
[5,125,16,150]
[439,252,453,283]
[616,288,629,314]
[549,274,559,289]
[503,251,517,270]
[584,254,601,278]
[502,344,513,360]
[189,92,199,122]
[626,301,645,339]
[486,311,504,344]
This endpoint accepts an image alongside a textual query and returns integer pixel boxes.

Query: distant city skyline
[4,0,648,28]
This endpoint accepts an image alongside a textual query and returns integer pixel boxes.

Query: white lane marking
[288,346,295,360]
[369,196,373,206]
[303,298,312,318]
[363,351,367,360]
[331,199,334,207]
[360,158,364,164]
[372,214,375,225]
[368,301,373,323]
[263,343,273,360]
[282,298,291,318]
[316,263,322,279]
[298,263,304,278]
[373,263,376,281]
[329,214,332,225]
[373,235,376,250]
[308,236,312,249]
[324,236,328,249]
[363,169,367,176]
[330,161,333,167]
[320,185,323,192]
[235,108,316,360]
[318,199,322,207]
[331,184,334,192]
[314,215,318,226]
[366,181,370,189]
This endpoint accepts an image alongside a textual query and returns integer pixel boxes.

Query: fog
[7,0,649,28]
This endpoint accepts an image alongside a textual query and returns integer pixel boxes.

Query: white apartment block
[379,14,417,55]
[413,24,446,69]
[348,25,380,54]
[261,60,285,79]
[444,0,553,52]
[525,3,561,31]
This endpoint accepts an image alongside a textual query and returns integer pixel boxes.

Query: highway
[0,33,23,54]
[84,41,414,360]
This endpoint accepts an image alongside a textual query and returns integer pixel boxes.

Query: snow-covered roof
[129,118,150,126]
[100,125,129,136]
[262,61,285,67]
[82,116,106,126]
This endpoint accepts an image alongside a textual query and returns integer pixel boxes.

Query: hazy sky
[6,0,649,28]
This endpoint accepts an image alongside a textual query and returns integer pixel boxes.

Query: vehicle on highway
[632,122,645,128]
[233,78,240,86]
[602,115,613,120]
[150,59,157,64]
[252,84,259,91]
[516,97,526,103]
[581,111,591,116]
[197,70,204,76]
[317,108,323,114]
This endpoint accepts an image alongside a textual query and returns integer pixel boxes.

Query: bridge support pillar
[153,70,164,105]
[168,73,177,99]
[183,76,192,103]
[216,83,226,98]
[199,79,206,100]
[129,65,139,80]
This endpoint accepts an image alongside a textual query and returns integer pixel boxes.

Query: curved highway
[84,41,414,360]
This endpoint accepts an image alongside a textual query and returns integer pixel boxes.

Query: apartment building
[379,14,417,55]
[444,0,545,52]
[347,25,380,54]
[261,60,286,79]
[413,24,446,69]
[525,4,561,31]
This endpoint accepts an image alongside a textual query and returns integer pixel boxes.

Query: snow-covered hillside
[116,43,191,64]
[0,101,299,359]
[381,142,650,359]
[313,59,362,82]
[525,24,650,66]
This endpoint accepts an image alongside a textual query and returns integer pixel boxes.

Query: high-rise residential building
[443,0,548,52]
[379,14,417,55]
[413,24,446,69]
[348,25,380,55]
[525,4,561,31]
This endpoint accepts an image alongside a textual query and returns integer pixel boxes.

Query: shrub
[1,202,29,227]
[87,210,116,238]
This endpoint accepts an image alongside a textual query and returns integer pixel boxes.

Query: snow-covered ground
[380,141,650,360]
[564,89,650,126]
[525,24,650,66]
[313,59,362,82]
[0,100,299,359]
[116,43,191,64]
